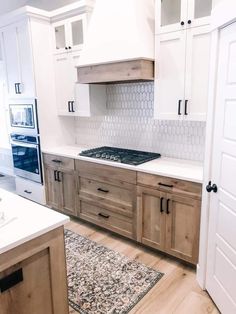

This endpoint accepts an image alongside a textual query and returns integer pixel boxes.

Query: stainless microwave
[9,99,39,135]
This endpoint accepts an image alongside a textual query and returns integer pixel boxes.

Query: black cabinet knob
[206,181,218,193]
[181,21,185,26]
[188,20,192,24]
[65,47,68,50]
[68,46,71,49]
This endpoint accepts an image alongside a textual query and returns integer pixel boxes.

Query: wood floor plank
[65,218,219,314]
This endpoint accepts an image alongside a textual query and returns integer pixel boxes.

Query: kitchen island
[0,189,70,314]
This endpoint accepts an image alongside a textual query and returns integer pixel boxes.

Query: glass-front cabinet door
[187,0,212,28]
[156,0,188,34]
[53,14,86,54]
[156,0,212,34]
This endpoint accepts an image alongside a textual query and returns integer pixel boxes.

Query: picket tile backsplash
[75,82,206,161]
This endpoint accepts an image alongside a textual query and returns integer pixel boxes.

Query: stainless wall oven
[10,134,42,183]
[9,99,39,135]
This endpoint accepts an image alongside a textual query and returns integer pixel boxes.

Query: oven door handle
[10,141,38,149]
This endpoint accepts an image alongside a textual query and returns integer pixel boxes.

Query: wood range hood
[77,58,154,84]
[76,0,155,84]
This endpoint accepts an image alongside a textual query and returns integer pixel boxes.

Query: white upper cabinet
[154,25,211,121]
[54,50,80,116]
[53,14,86,54]
[0,20,35,98]
[156,0,212,34]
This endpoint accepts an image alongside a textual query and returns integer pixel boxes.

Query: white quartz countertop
[0,189,69,255]
[42,145,203,183]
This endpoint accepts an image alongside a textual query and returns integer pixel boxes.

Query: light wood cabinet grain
[43,154,76,216]
[137,187,166,251]
[165,193,201,264]
[137,173,201,264]
[0,227,68,314]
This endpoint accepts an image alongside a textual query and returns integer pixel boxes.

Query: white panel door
[206,22,236,314]
[154,31,186,120]
[184,25,211,121]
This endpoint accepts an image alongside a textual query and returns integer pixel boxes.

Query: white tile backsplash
[75,82,206,161]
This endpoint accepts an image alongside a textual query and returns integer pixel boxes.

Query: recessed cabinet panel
[184,25,211,120]
[1,21,35,98]
[154,31,186,120]
[60,170,76,215]
[165,194,200,263]
[55,25,66,50]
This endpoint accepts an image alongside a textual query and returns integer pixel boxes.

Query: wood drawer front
[43,153,75,170]
[137,172,202,198]
[79,201,133,239]
[75,160,136,184]
[79,177,134,211]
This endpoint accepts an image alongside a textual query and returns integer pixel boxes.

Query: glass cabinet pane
[71,20,83,46]
[161,0,181,26]
[55,25,66,50]
[194,0,212,19]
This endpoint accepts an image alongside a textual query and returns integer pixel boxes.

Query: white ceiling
[0,0,80,15]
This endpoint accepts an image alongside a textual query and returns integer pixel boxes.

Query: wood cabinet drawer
[75,160,136,184]
[79,177,134,212]
[137,172,202,198]
[78,200,133,239]
[43,153,75,170]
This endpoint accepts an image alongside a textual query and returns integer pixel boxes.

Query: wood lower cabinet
[0,227,68,314]
[165,193,201,263]
[43,154,202,264]
[137,187,166,251]
[137,175,202,264]
[43,155,76,216]
[75,160,137,240]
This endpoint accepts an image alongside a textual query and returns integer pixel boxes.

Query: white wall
[0,0,81,15]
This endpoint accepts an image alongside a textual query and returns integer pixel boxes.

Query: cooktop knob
[95,153,101,158]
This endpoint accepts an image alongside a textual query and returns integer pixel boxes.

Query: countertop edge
[0,217,69,255]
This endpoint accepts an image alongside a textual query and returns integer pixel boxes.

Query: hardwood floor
[66,218,219,314]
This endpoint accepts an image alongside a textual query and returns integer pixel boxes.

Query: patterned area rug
[65,229,164,314]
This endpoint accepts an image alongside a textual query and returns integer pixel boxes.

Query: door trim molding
[197,0,236,289]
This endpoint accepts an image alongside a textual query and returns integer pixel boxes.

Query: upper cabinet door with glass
[53,14,86,54]
[155,0,212,34]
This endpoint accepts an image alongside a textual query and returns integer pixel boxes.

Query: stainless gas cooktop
[79,146,161,166]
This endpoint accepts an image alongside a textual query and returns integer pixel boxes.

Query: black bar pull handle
[14,83,18,94]
[52,159,62,163]
[178,100,182,115]
[160,197,164,213]
[71,101,75,112]
[166,199,170,215]
[184,100,188,115]
[158,183,174,188]
[24,190,32,194]
[98,213,110,219]
[97,187,109,193]
[54,170,58,182]
[0,269,23,293]
[57,171,61,182]
[68,101,71,112]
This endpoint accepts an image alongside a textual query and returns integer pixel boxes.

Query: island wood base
[0,226,69,314]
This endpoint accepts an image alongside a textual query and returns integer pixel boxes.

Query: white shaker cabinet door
[187,0,212,29]
[1,20,35,98]
[54,51,80,116]
[184,25,211,121]
[154,31,186,120]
